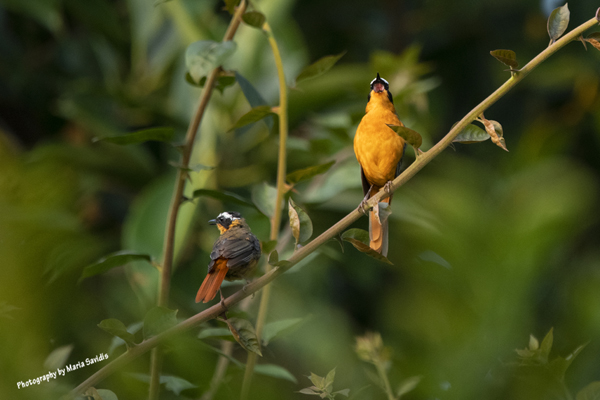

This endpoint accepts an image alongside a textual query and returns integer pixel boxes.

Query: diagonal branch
[69,14,599,398]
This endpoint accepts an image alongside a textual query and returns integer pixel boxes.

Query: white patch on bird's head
[218,212,240,221]
[370,76,389,87]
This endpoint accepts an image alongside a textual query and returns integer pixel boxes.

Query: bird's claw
[384,181,393,194]
[358,199,371,215]
[357,185,373,215]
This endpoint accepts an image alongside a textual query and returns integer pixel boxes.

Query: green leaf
[196,342,244,367]
[192,189,257,209]
[576,382,600,400]
[539,327,554,361]
[96,389,119,400]
[452,124,490,144]
[254,363,298,383]
[169,161,214,172]
[288,198,313,245]
[286,161,335,185]
[267,250,292,268]
[184,73,236,93]
[198,327,234,341]
[161,375,197,396]
[224,317,262,356]
[234,71,273,130]
[298,387,321,395]
[230,105,275,131]
[108,322,143,354]
[185,40,237,83]
[268,250,279,265]
[93,127,175,145]
[234,71,268,107]
[296,52,346,84]
[309,372,325,389]
[143,306,178,339]
[127,373,197,395]
[550,342,588,380]
[44,344,74,370]
[333,388,350,397]
[262,317,305,345]
[252,181,278,217]
[80,251,153,282]
[325,367,336,392]
[396,376,421,398]
[490,49,518,69]
[386,124,422,148]
[98,319,136,348]
[587,32,600,40]
[242,11,266,29]
[548,3,570,43]
[261,240,278,255]
[223,0,239,14]
[341,229,393,265]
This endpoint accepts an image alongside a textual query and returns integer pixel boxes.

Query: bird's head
[368,73,393,104]
[209,211,244,234]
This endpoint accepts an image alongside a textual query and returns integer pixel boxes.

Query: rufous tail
[196,259,229,303]
[368,196,390,257]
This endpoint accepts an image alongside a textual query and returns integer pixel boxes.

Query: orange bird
[196,212,261,303]
[353,73,406,256]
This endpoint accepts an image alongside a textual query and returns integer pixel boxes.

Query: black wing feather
[360,165,371,197]
[209,231,260,270]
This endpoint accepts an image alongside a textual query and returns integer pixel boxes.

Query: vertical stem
[240,21,288,400]
[148,2,247,399]
[375,362,395,400]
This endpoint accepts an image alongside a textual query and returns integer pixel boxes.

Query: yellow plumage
[353,77,406,256]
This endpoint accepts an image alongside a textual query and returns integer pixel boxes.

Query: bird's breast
[354,107,405,187]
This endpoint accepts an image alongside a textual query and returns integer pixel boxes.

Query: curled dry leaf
[584,32,600,51]
[479,115,508,152]
[288,198,313,245]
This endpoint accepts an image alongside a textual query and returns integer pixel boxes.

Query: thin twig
[198,341,234,400]
[69,14,600,398]
[148,2,247,399]
[240,20,289,400]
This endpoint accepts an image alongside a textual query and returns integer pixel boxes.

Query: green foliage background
[1,0,600,399]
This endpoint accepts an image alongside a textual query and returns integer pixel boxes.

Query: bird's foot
[357,185,373,215]
[384,180,394,194]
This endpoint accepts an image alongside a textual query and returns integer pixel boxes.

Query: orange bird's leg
[196,258,229,303]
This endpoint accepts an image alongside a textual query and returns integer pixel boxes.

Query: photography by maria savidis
[16,353,109,389]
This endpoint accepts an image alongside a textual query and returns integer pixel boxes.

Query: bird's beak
[208,219,217,225]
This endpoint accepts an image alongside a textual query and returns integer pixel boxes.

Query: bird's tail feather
[368,197,390,257]
[196,261,229,303]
